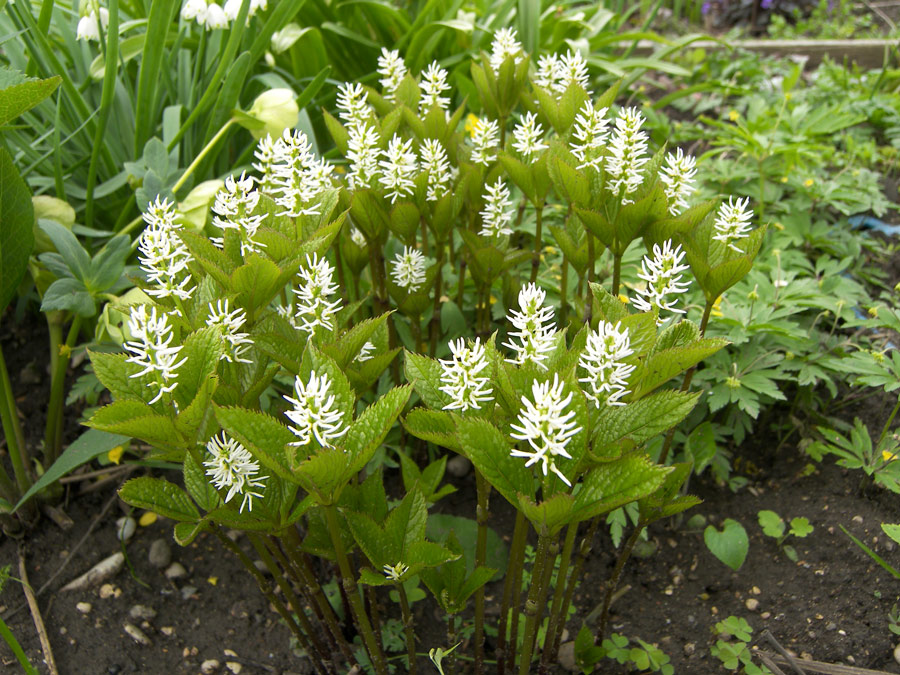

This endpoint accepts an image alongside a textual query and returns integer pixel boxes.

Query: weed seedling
[758,510,813,561]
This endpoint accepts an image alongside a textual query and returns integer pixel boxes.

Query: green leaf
[87,235,130,291]
[571,455,671,524]
[789,517,813,538]
[41,278,95,316]
[346,509,390,568]
[294,448,350,503]
[174,520,210,546]
[344,386,412,474]
[455,417,533,506]
[0,148,34,311]
[593,391,701,451]
[38,220,91,283]
[404,350,451,410]
[89,351,147,402]
[402,409,461,453]
[0,75,60,126]
[425,514,508,579]
[87,402,182,446]
[517,493,574,536]
[631,339,728,398]
[230,254,284,313]
[119,477,199,521]
[184,451,219,513]
[321,313,391,369]
[704,519,749,571]
[214,406,295,480]
[174,327,224,410]
[12,430,129,513]
[882,523,900,546]
[757,510,785,539]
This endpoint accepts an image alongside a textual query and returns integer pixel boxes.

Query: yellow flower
[711,295,724,318]
[869,306,879,318]
[883,450,895,463]
[108,445,124,465]
[207,576,218,586]
[728,110,739,122]
[804,178,814,187]
[780,176,788,183]
[465,113,480,138]
[618,294,630,304]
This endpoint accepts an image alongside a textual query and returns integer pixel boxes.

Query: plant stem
[542,522,577,667]
[428,245,444,357]
[44,316,82,465]
[323,505,386,675]
[0,346,29,501]
[497,511,527,675]
[171,119,236,195]
[397,583,417,675]
[611,253,622,298]
[530,203,544,283]
[555,516,601,650]
[473,471,490,675]
[559,255,569,329]
[504,516,529,673]
[446,613,458,674]
[597,522,645,641]
[878,396,900,447]
[517,532,555,675]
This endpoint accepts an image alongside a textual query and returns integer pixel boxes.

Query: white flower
[181,0,208,22]
[211,172,266,256]
[253,133,280,193]
[204,2,228,29]
[489,27,523,74]
[503,283,556,369]
[469,117,500,166]
[379,135,417,203]
[293,253,342,334]
[76,8,108,41]
[390,246,427,292]
[578,322,636,407]
[350,226,367,248]
[439,338,493,411]
[535,51,590,96]
[383,561,409,582]
[354,341,375,363]
[377,48,407,102]
[336,82,373,126]
[419,62,451,114]
[346,121,382,190]
[660,148,697,217]
[479,179,514,237]
[138,197,196,302]
[224,0,266,21]
[284,371,349,448]
[606,107,650,204]
[512,112,548,160]
[124,305,187,405]
[509,374,581,486]
[570,101,610,171]
[420,139,451,202]
[206,299,253,364]
[631,240,691,323]
[272,128,333,217]
[712,196,753,252]
[204,432,267,513]
[534,54,562,92]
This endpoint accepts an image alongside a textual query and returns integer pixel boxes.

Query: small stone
[161,626,175,637]
[115,517,136,542]
[62,553,124,592]
[201,659,220,673]
[129,605,157,621]
[149,539,172,569]
[557,642,578,672]
[76,602,92,614]
[98,584,117,599]
[684,643,696,656]
[751,586,761,595]
[894,643,900,666]
[446,455,472,478]
[230,601,250,620]
[761,612,771,619]
[226,529,242,542]
[808,631,817,639]
[826,622,837,631]
[123,623,151,646]
[225,662,242,674]
[852,515,863,524]
[165,562,187,580]
[745,598,759,611]
[181,585,198,600]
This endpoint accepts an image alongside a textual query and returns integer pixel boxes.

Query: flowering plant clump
[89,28,767,675]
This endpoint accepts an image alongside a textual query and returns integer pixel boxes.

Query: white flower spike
[293,253,342,334]
[284,371,349,448]
[377,48,407,102]
[570,102,610,171]
[420,139,452,202]
[479,179,514,237]
[419,62,451,114]
[512,112,548,160]
[379,135,418,203]
[211,172,267,256]
[124,305,187,405]
[712,197,753,252]
[469,117,500,166]
[346,121,382,190]
[503,283,556,370]
[138,197,195,302]
[489,28,523,74]
[578,321,636,407]
[631,240,692,323]
[204,432,267,513]
[660,148,698,217]
[439,338,494,411]
[206,299,253,364]
[391,246,427,292]
[606,107,650,204]
[336,82,373,126]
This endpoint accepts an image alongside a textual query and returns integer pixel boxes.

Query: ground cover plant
[1,2,900,674]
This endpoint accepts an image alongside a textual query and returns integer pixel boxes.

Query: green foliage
[757,509,813,561]
[704,518,749,571]
[0,147,34,312]
[710,616,771,675]
[600,632,674,675]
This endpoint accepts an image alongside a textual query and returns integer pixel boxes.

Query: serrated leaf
[455,416,534,506]
[174,326,224,410]
[402,408,462,453]
[571,455,670,524]
[631,339,728,398]
[214,406,295,480]
[404,350,451,410]
[119,477,199,521]
[184,450,219,512]
[321,312,391,369]
[294,447,350,503]
[174,520,210,546]
[0,75,60,126]
[517,493,574,536]
[88,401,182,446]
[230,254,284,314]
[345,385,412,474]
[593,391,701,451]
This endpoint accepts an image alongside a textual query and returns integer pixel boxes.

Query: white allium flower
[204,2,228,29]
[124,305,186,405]
[354,341,375,363]
[284,371,349,448]
[379,135,418,203]
[503,283,556,370]
[336,82,373,126]
[479,179,514,237]
[420,139,451,202]
[377,48,407,102]
[76,8,109,41]
[253,134,281,193]
[350,226,367,248]
[509,374,581,486]
[390,245,427,292]
[570,101,610,171]
[293,253,342,334]
[383,561,409,582]
[206,299,253,364]
[211,172,267,256]
[534,51,590,96]
[346,121,382,190]
[204,432,267,513]
[512,112,548,160]
[712,196,753,252]
[138,197,195,302]
[419,62,451,114]
[272,128,334,217]
[631,239,691,322]
[181,0,207,22]
[660,148,697,217]
[439,338,493,411]
[489,27,523,74]
[606,107,650,204]
[470,117,500,166]
[578,321,636,408]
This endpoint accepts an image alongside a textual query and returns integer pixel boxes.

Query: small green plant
[598,632,674,675]
[807,417,900,494]
[757,510,813,561]
[888,604,900,638]
[710,616,770,675]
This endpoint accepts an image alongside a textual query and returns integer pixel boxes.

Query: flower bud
[178,179,224,230]
[244,88,298,140]
[96,287,153,345]
[33,196,76,254]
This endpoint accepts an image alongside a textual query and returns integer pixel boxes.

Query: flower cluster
[631,240,692,322]
[391,246,427,292]
[76,5,109,41]
[211,173,266,256]
[512,112,548,160]
[510,374,581,486]
[659,148,698,217]
[292,254,342,334]
[489,27,523,74]
[204,432,267,513]
[578,322,636,407]
[138,198,195,302]
[205,299,253,364]
[269,129,334,217]
[606,107,650,203]
[124,305,186,405]
[180,0,267,31]
[346,122,382,190]
[419,62,451,114]
[377,48,407,102]
[420,139,452,202]
[383,561,409,582]
[336,82,373,127]
[712,197,753,252]
[284,371,348,448]
[379,135,418,203]
[570,102,610,171]
[534,50,590,96]
[479,179,514,237]
[469,117,500,166]
[503,283,556,369]
[439,338,493,411]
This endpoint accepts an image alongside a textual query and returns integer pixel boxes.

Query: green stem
[44,316,82,465]
[543,522,577,666]
[428,245,444,357]
[611,253,622,298]
[597,522,645,641]
[446,614,458,674]
[505,516,529,673]
[171,119,236,195]
[0,346,28,501]
[555,516,601,649]
[397,583,417,675]
[517,533,554,675]
[473,471,490,675]
[559,255,569,329]
[530,203,544,283]
[323,505,386,675]
[497,511,527,675]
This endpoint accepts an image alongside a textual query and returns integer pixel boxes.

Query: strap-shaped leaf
[119,477,199,521]
[593,390,701,451]
[455,416,534,506]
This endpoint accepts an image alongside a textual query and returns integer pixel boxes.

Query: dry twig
[18,545,58,675]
